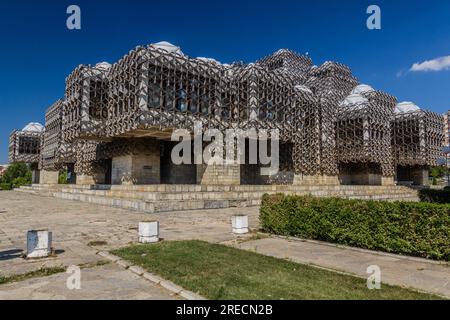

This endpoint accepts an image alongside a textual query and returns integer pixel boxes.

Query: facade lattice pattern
[9,130,43,164]
[393,109,444,167]
[10,42,445,185]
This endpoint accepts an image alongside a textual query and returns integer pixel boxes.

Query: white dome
[275,49,289,55]
[197,57,221,65]
[150,41,184,56]
[340,93,369,107]
[395,101,421,114]
[351,84,374,95]
[294,85,313,94]
[95,62,111,71]
[22,122,44,133]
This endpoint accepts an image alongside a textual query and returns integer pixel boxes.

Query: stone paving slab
[0,191,258,277]
[2,191,449,299]
[237,237,450,298]
[0,263,180,300]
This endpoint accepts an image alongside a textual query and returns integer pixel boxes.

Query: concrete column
[412,168,429,186]
[32,170,40,184]
[196,163,240,185]
[40,170,59,184]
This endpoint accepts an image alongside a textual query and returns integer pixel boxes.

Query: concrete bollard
[27,230,53,258]
[232,215,249,234]
[138,221,159,243]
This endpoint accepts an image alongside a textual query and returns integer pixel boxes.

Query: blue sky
[1,0,450,163]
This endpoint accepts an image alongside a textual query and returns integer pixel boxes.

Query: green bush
[58,170,68,184]
[1,163,30,183]
[12,175,31,188]
[0,163,32,189]
[0,182,12,190]
[260,194,450,261]
[419,189,450,204]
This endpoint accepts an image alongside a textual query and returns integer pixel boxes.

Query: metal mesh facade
[11,43,444,185]
[61,45,303,176]
[392,110,444,167]
[41,100,64,170]
[8,130,43,164]
[336,89,397,177]
[305,62,359,176]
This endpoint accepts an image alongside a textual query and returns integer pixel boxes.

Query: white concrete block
[232,215,249,234]
[139,221,159,243]
[27,230,52,258]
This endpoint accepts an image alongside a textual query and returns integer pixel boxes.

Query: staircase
[15,183,420,214]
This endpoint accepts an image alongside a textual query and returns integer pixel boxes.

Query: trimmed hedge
[419,189,450,204]
[260,194,450,261]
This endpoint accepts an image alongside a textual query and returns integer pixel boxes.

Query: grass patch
[0,266,66,285]
[78,260,110,268]
[111,240,442,300]
[87,240,108,246]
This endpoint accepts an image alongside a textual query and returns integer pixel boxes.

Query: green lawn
[0,267,66,285]
[111,240,442,300]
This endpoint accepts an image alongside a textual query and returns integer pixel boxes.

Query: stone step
[16,187,419,213]
[15,184,420,214]
[32,183,416,193]
[54,187,418,202]
[19,184,419,200]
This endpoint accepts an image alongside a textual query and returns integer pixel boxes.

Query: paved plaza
[0,191,449,299]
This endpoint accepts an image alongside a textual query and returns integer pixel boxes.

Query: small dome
[351,84,374,95]
[395,102,421,114]
[196,57,221,65]
[95,62,111,71]
[294,85,313,94]
[340,93,369,107]
[150,41,184,56]
[274,49,290,55]
[22,122,44,133]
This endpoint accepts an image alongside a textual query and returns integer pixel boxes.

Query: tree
[1,163,32,189]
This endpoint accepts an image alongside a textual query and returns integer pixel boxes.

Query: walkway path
[0,191,257,299]
[0,263,180,300]
[0,191,449,299]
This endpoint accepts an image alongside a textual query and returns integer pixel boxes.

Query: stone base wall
[40,170,59,184]
[197,162,240,185]
[240,165,295,185]
[339,172,383,185]
[77,173,105,185]
[111,142,161,185]
[293,174,340,186]
[381,177,395,186]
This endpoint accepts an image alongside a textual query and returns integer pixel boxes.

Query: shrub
[419,189,450,204]
[260,194,450,261]
[58,170,68,184]
[0,183,12,190]
[1,163,30,183]
[12,175,31,188]
[0,163,32,189]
